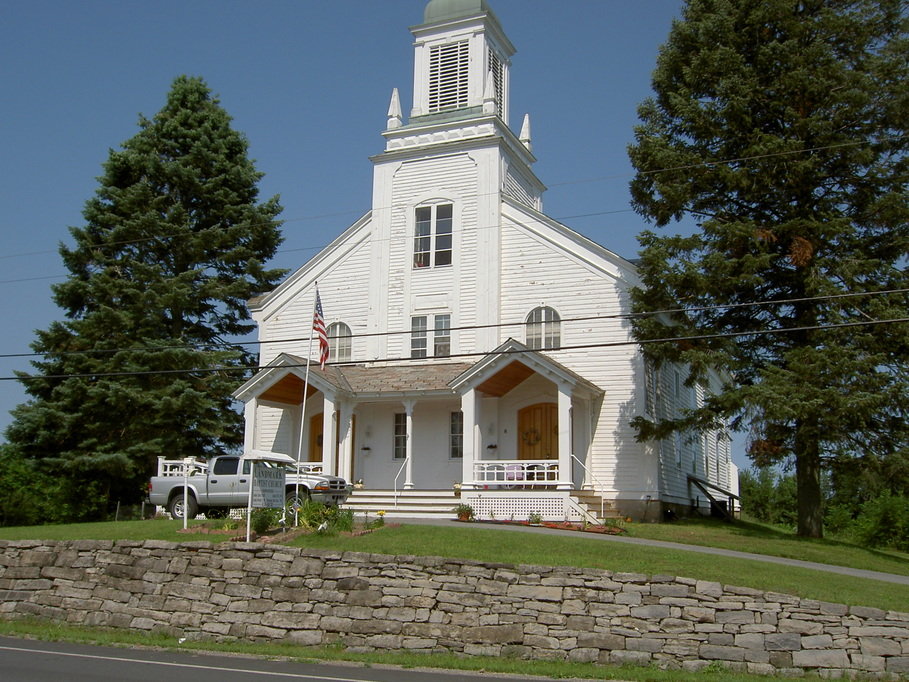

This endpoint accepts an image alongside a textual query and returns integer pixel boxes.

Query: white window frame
[411,313,451,359]
[525,306,561,350]
[393,413,407,460]
[450,411,463,459]
[413,203,453,269]
[411,316,428,358]
[327,322,352,363]
[434,314,451,357]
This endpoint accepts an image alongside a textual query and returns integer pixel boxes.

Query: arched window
[525,306,560,350]
[327,322,352,363]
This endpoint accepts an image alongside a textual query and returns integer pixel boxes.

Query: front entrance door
[517,403,558,460]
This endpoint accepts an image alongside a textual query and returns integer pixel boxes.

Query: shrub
[250,508,280,535]
[851,492,909,552]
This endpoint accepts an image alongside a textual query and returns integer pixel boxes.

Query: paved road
[0,637,605,682]
[402,518,909,586]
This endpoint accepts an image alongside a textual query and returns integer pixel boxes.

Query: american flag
[313,288,329,369]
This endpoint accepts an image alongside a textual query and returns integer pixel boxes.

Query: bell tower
[410,0,513,124]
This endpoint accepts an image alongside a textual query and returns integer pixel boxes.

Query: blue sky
[0,1,749,468]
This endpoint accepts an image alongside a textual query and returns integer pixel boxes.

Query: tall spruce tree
[627,0,909,537]
[7,76,284,520]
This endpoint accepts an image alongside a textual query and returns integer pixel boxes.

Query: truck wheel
[284,490,309,519]
[168,494,198,520]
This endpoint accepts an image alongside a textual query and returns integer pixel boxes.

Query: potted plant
[453,503,474,522]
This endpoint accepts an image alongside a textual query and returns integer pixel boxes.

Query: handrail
[565,494,602,527]
[393,456,409,508]
[570,453,607,521]
[686,474,740,500]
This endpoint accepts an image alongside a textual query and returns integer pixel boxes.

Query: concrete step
[343,489,459,518]
[569,491,625,520]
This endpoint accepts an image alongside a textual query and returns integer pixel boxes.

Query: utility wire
[4,315,907,383]
[0,134,900,273]
[1,287,906,361]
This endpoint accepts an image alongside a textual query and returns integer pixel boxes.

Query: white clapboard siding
[498,216,657,496]
[260,236,374,366]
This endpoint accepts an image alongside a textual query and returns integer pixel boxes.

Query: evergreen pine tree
[7,76,284,519]
[627,0,909,537]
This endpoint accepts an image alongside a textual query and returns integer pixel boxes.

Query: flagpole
[294,284,318,526]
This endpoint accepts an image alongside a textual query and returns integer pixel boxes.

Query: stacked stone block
[0,539,907,678]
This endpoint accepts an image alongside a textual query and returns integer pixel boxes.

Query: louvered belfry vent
[428,40,469,112]
[488,48,503,112]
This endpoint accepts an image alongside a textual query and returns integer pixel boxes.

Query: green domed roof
[423,0,491,23]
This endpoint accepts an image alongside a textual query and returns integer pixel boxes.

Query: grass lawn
[1,516,907,682]
[1,515,907,612]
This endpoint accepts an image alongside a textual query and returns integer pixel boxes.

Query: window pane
[411,316,427,358]
[394,413,407,459]
[525,308,542,349]
[434,314,451,357]
[450,411,463,459]
[327,322,352,363]
[526,306,560,350]
[414,207,432,268]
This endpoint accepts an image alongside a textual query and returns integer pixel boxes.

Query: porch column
[460,388,479,490]
[322,393,337,476]
[337,400,355,482]
[403,399,415,489]
[243,398,257,452]
[557,382,572,490]
[298,398,311,466]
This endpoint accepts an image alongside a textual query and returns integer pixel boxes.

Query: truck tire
[168,493,198,520]
[284,489,309,518]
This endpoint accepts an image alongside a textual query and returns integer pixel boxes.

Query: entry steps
[342,488,623,521]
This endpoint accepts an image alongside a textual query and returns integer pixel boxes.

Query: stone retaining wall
[1,539,907,678]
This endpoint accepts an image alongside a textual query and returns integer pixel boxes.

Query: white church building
[233,0,738,521]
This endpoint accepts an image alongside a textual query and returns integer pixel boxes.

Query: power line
[1,287,906,361]
[0,134,899,280]
[3,315,906,383]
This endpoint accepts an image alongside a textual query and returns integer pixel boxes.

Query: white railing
[156,456,207,477]
[393,456,409,507]
[570,453,607,520]
[472,459,559,487]
[292,462,323,475]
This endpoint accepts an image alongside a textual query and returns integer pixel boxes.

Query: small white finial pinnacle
[387,88,402,129]
[520,114,532,151]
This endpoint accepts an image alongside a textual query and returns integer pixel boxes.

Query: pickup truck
[148,452,351,520]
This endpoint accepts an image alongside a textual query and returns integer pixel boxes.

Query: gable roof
[450,339,602,400]
[233,353,475,404]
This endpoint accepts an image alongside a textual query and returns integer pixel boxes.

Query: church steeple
[376,0,544,215]
[409,0,514,126]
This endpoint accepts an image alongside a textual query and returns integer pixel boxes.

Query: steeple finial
[387,88,403,130]
[519,113,532,152]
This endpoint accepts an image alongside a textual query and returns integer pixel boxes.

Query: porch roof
[449,338,603,399]
[233,353,475,404]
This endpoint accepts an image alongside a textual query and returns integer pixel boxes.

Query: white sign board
[251,463,285,508]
